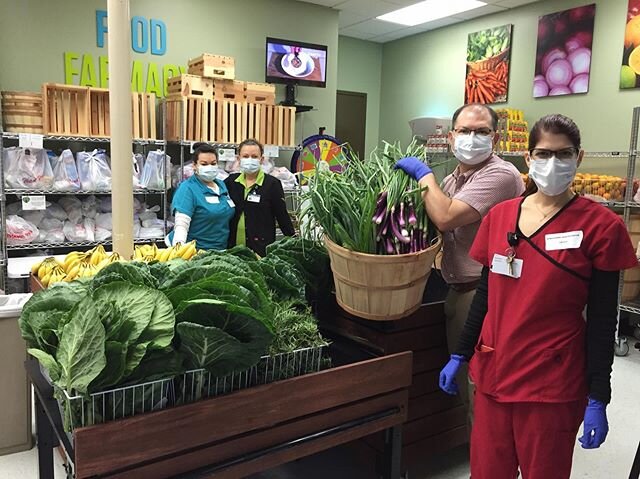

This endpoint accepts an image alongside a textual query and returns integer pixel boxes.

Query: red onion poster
[621,0,640,89]
[533,4,596,98]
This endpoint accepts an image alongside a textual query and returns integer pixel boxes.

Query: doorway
[335,90,367,159]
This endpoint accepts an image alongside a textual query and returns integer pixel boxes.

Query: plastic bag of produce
[140,150,166,189]
[6,215,39,245]
[40,217,64,232]
[37,227,65,244]
[84,218,95,242]
[44,202,68,221]
[262,158,274,174]
[76,149,112,190]
[95,226,111,242]
[172,163,195,188]
[95,212,112,230]
[98,197,112,213]
[271,167,298,190]
[4,147,54,189]
[133,153,144,188]
[52,149,81,191]
[82,195,98,219]
[63,220,91,242]
[139,205,160,221]
[6,201,23,215]
[58,197,83,224]
[22,210,45,227]
[133,220,141,239]
[142,218,164,229]
[139,226,164,239]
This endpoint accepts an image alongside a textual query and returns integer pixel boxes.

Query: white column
[107,0,134,258]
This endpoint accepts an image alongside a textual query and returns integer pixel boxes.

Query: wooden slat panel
[408,390,463,422]
[413,346,449,374]
[140,93,148,139]
[131,93,140,139]
[201,98,209,142]
[148,94,156,139]
[74,352,412,478]
[41,85,49,133]
[229,101,236,143]
[241,102,248,140]
[215,98,223,142]
[108,391,407,479]
[194,98,202,142]
[209,100,216,142]
[288,107,296,146]
[277,106,284,146]
[409,369,440,398]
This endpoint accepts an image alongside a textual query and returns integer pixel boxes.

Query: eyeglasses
[454,127,494,137]
[530,148,578,161]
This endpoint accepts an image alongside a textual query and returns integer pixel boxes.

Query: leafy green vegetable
[175,299,273,376]
[90,261,158,290]
[27,349,61,382]
[269,301,328,355]
[90,341,127,391]
[467,25,510,62]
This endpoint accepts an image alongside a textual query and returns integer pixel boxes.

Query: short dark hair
[238,138,264,156]
[528,114,581,151]
[452,103,499,131]
[191,143,218,163]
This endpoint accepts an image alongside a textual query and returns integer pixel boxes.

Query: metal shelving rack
[0,131,169,290]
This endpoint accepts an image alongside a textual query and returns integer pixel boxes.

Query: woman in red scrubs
[439,114,638,479]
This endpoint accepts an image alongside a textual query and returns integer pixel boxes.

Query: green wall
[0,0,339,144]
[379,0,640,161]
[337,36,383,156]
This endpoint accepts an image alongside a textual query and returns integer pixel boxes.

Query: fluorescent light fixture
[377,0,487,27]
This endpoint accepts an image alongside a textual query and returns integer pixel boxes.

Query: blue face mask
[240,157,261,174]
[197,164,218,182]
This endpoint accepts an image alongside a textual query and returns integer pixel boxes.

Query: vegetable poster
[621,0,640,89]
[533,4,596,98]
[465,24,512,105]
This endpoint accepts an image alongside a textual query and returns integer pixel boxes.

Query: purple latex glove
[578,398,609,449]
[439,354,467,395]
[394,156,433,182]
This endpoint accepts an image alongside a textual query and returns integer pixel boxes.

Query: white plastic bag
[44,202,68,221]
[6,215,39,245]
[82,195,98,219]
[271,167,298,190]
[76,149,112,190]
[142,218,164,229]
[140,150,166,190]
[262,158,275,175]
[84,218,95,242]
[139,227,164,239]
[6,201,23,215]
[95,227,111,242]
[98,197,112,213]
[133,153,144,188]
[22,210,45,227]
[58,197,83,224]
[95,212,113,230]
[133,220,141,239]
[63,221,90,242]
[52,149,81,191]
[4,148,54,189]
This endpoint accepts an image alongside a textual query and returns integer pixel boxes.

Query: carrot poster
[621,0,640,89]
[533,4,596,98]
[464,24,512,104]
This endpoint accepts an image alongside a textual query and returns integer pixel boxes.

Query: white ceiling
[296,0,543,43]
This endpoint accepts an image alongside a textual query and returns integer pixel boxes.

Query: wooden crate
[131,92,157,140]
[1,91,43,133]
[42,83,91,136]
[89,88,110,138]
[213,79,245,101]
[166,74,214,99]
[245,81,276,105]
[188,53,235,80]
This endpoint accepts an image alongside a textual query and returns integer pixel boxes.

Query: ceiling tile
[452,4,507,20]
[338,10,369,28]
[369,30,413,43]
[409,16,462,33]
[336,0,401,17]
[384,0,423,5]
[340,18,408,37]
[494,0,540,7]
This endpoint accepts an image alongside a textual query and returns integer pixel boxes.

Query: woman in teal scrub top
[167,143,235,250]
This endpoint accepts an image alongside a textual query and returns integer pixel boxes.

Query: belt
[448,279,480,293]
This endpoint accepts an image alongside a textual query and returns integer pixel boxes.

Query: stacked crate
[1,91,44,133]
[165,53,293,146]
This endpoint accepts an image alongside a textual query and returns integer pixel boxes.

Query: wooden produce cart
[27,343,412,479]
[319,295,467,476]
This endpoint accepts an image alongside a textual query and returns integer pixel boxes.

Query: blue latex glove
[439,354,467,395]
[578,398,609,449]
[394,156,433,182]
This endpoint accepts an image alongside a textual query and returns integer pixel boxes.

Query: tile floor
[1,339,639,479]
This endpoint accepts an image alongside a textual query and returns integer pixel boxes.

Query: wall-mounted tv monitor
[265,37,327,88]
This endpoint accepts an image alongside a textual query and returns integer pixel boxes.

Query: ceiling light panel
[377,0,487,26]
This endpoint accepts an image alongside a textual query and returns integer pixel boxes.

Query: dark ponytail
[523,114,582,197]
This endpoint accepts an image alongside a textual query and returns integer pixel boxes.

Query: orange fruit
[626,16,640,49]
[630,45,640,74]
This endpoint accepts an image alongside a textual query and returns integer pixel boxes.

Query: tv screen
[266,37,327,88]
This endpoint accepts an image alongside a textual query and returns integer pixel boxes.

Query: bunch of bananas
[87,245,108,266]
[66,261,99,281]
[31,257,67,287]
[138,241,198,262]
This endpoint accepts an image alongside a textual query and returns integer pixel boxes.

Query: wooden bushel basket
[325,235,442,321]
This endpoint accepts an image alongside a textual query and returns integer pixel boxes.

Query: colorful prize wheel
[291,134,348,184]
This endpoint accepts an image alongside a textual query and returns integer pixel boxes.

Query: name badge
[491,253,523,279]
[545,231,583,251]
[247,193,261,203]
[206,196,220,204]
[227,198,236,208]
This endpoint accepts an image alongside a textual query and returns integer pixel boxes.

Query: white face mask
[197,164,218,182]
[240,157,261,174]
[528,156,577,196]
[453,133,494,165]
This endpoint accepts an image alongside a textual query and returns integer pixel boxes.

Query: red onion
[534,74,545,82]
[570,73,590,94]
[542,48,567,74]
[546,59,573,87]
[533,79,550,97]
[573,31,593,48]
[565,37,582,53]
[549,86,572,96]
[568,47,591,75]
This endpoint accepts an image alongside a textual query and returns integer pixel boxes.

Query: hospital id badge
[545,230,583,251]
[247,193,261,203]
[206,196,220,204]
[491,253,523,279]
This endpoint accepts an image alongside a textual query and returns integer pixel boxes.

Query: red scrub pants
[471,391,586,479]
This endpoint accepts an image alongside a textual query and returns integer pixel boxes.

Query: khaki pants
[444,287,477,437]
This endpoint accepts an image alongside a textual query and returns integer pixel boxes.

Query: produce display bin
[0,293,33,456]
